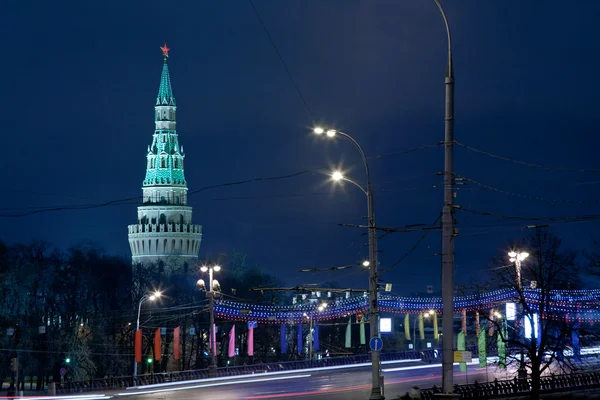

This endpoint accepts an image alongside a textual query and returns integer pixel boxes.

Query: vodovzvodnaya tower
[128,44,202,269]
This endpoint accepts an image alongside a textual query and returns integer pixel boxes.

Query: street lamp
[306,303,327,359]
[134,291,161,381]
[314,126,383,400]
[508,251,529,291]
[197,264,222,377]
[508,250,529,380]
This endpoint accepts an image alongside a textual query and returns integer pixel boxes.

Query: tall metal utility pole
[432,0,456,395]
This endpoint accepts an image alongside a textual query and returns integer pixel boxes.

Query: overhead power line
[247,0,313,120]
[458,175,600,205]
[456,141,600,173]
[455,205,600,223]
[1,144,438,218]
[379,213,442,275]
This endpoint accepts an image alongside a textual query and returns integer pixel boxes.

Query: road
[114,360,513,400]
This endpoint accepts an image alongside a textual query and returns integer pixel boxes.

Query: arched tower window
[161,157,166,168]
[159,214,166,224]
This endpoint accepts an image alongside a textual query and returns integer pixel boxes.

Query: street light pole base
[208,364,217,378]
[368,389,384,400]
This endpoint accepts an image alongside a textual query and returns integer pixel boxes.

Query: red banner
[174,326,180,360]
[154,328,161,361]
[135,330,142,363]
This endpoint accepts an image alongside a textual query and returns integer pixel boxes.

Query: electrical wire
[456,205,600,223]
[456,141,600,173]
[0,144,436,218]
[379,214,442,274]
[458,175,600,205]
[247,0,314,120]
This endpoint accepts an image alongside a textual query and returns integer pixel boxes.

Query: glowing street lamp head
[508,251,517,258]
[331,171,344,181]
[213,265,222,272]
[362,260,370,267]
[313,127,324,134]
[149,291,162,301]
[519,252,529,261]
[200,265,208,272]
[326,129,336,137]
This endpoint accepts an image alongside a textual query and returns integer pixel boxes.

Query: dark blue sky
[1,1,599,294]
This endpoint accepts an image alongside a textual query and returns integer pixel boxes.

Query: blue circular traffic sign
[369,336,383,351]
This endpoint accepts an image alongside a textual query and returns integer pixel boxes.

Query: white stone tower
[128,44,202,269]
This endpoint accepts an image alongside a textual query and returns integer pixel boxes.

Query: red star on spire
[160,43,170,57]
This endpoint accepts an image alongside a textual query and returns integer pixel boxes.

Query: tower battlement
[128,223,202,234]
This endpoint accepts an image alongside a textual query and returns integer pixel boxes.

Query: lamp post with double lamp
[508,250,529,381]
[313,126,383,400]
[197,264,222,378]
[134,291,162,382]
[305,302,327,359]
[412,310,434,350]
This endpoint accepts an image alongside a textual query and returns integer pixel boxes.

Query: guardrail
[55,348,432,394]
[419,372,600,399]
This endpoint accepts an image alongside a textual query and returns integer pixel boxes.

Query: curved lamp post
[428,0,456,394]
[134,291,161,382]
[197,264,222,377]
[314,127,383,400]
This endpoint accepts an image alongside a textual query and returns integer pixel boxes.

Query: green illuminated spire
[156,43,176,106]
[143,44,186,188]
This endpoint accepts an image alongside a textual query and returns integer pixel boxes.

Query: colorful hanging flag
[498,327,506,369]
[314,322,320,351]
[461,309,467,335]
[404,314,411,341]
[248,324,254,356]
[433,312,439,340]
[572,324,581,363]
[419,313,425,340]
[173,326,180,360]
[478,328,486,368]
[228,325,235,358]
[210,324,217,357]
[297,323,303,354]
[154,328,161,361]
[280,324,287,354]
[360,318,366,345]
[135,329,142,363]
[345,317,351,348]
[458,331,466,372]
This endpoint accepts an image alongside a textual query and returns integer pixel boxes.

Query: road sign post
[369,337,383,352]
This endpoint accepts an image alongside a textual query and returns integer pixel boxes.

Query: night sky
[2,1,599,294]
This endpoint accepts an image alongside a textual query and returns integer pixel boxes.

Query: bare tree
[478,230,579,399]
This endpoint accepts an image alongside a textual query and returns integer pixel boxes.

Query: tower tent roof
[156,43,176,106]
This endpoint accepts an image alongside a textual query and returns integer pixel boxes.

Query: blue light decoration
[214,288,600,324]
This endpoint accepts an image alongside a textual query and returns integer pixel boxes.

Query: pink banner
[228,325,235,358]
[248,326,254,356]
[210,324,217,357]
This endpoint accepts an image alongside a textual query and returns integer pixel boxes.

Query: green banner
[478,329,487,368]
[404,314,411,341]
[458,331,466,372]
[345,317,351,348]
[497,327,506,369]
[360,318,366,345]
